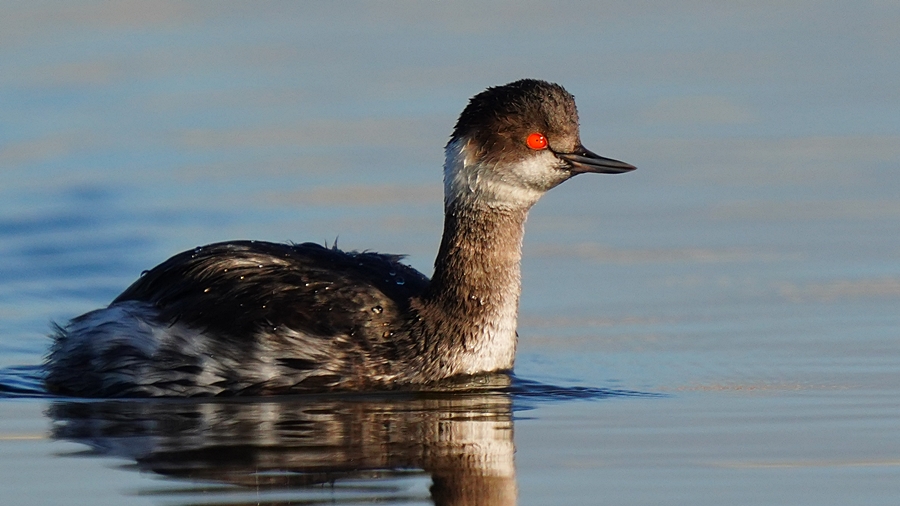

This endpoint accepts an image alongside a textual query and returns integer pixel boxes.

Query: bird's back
[46,241,431,396]
[116,241,430,340]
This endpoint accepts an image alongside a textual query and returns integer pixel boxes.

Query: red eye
[526,132,548,150]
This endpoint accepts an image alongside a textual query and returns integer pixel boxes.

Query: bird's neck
[413,199,528,377]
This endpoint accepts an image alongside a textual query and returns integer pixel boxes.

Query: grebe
[45,79,636,397]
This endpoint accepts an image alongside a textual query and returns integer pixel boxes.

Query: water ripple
[0,365,659,402]
[0,365,49,398]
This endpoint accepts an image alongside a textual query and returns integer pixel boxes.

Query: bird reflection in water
[48,374,519,505]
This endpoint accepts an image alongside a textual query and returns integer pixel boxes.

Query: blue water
[2,2,899,505]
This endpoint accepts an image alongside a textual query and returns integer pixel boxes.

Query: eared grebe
[45,79,635,397]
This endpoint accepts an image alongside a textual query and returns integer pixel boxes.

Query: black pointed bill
[555,145,636,174]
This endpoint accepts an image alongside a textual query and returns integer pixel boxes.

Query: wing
[113,241,430,341]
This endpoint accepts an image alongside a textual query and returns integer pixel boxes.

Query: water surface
[1,2,899,505]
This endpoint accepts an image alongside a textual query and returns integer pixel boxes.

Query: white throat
[443,138,547,211]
